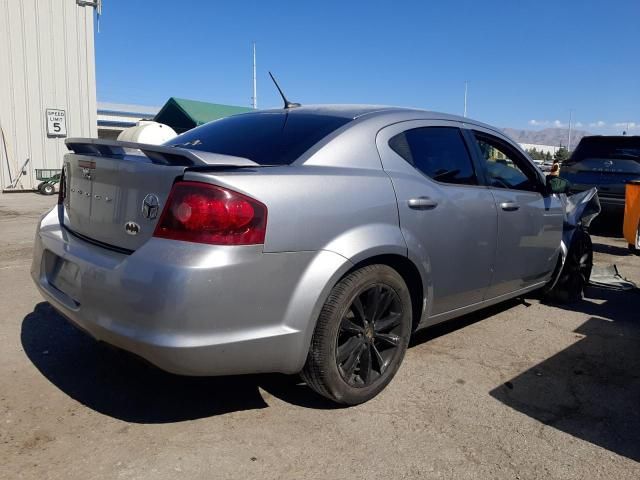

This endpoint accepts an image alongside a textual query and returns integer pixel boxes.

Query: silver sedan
[32,105,572,404]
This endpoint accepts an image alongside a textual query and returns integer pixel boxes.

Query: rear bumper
[31,207,350,376]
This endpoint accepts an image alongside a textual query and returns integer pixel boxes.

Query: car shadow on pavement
[591,242,633,257]
[490,286,640,461]
[410,298,522,348]
[21,303,340,424]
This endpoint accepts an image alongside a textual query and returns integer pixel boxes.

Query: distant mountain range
[502,127,591,148]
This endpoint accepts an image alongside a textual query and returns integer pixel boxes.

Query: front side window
[389,127,477,185]
[473,132,539,191]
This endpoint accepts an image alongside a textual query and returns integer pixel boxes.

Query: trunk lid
[61,138,258,251]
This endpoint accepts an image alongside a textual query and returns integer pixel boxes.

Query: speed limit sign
[46,108,67,137]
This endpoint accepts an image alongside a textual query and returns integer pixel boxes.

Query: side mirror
[546,176,570,194]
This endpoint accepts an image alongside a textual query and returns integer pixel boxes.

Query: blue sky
[95,0,639,133]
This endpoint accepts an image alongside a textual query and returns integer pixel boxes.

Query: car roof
[252,104,500,132]
[255,104,412,118]
[254,104,460,120]
[229,104,524,155]
[580,135,640,140]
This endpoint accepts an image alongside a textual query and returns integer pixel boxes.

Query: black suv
[560,136,640,213]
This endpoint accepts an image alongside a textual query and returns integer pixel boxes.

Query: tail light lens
[153,181,267,245]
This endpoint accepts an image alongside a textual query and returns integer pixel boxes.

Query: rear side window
[389,127,477,185]
[166,112,351,165]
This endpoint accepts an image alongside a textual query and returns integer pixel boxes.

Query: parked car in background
[542,160,555,173]
[560,136,640,214]
[32,105,574,405]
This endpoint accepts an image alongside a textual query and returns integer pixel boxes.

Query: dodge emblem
[125,222,140,235]
[142,194,160,219]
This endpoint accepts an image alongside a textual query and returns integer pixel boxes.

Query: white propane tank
[117,120,177,145]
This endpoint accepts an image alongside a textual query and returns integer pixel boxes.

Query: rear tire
[301,264,412,405]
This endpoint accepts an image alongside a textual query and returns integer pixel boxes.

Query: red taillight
[153,181,267,245]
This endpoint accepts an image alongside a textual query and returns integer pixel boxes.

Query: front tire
[545,229,593,303]
[302,264,412,405]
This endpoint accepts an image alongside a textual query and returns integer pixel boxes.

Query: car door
[468,128,564,298]
[376,120,498,318]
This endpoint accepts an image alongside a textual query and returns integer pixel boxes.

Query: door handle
[408,197,438,210]
[500,201,520,211]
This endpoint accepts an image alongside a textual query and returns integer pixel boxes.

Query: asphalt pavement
[1,192,638,480]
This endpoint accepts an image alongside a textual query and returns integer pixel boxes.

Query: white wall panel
[0,0,97,191]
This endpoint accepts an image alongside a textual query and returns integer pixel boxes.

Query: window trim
[468,129,545,193]
[387,126,480,188]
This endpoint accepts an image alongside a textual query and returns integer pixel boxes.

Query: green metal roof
[154,97,253,133]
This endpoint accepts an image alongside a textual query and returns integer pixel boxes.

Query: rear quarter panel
[183,165,406,259]
[184,164,407,368]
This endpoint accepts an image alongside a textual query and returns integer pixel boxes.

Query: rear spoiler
[65,138,259,167]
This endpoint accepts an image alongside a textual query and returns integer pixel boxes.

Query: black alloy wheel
[302,264,412,405]
[336,284,403,387]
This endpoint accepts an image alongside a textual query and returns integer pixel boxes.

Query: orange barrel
[623,180,640,250]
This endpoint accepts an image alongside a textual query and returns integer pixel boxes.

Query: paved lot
[1,192,639,479]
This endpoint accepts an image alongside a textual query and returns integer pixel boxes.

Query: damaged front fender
[546,188,601,296]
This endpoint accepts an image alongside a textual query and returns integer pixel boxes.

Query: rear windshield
[165,112,351,165]
[571,137,640,162]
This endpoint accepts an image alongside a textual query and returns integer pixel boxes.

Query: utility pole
[463,81,468,118]
[252,42,257,109]
[567,109,573,152]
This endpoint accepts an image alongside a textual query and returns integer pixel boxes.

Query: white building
[519,143,561,156]
[97,102,161,140]
[0,0,98,192]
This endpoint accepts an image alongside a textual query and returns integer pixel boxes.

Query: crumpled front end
[546,188,601,295]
